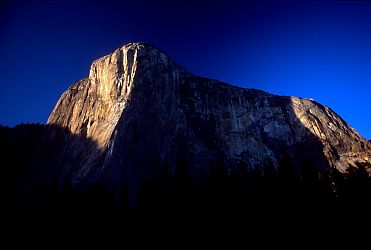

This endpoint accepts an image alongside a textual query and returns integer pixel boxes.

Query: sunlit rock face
[47,42,371,205]
[48,44,142,149]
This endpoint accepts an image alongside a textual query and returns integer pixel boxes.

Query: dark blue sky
[1,0,370,138]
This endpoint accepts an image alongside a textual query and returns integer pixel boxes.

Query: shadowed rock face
[45,42,371,207]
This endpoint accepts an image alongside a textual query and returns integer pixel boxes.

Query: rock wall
[47,42,371,205]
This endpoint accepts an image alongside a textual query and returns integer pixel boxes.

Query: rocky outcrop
[44,42,371,206]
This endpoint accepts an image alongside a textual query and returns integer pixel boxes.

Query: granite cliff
[20,42,371,207]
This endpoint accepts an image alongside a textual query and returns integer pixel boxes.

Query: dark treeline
[1,123,371,212]
[0,123,46,208]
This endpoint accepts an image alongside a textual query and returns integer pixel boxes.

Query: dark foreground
[1,124,371,213]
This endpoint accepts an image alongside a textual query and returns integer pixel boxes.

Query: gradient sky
[1,0,370,138]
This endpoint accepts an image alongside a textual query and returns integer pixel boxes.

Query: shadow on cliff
[133,92,371,210]
[286,99,371,206]
[0,123,123,212]
[1,107,370,213]
[263,97,336,204]
[133,100,334,210]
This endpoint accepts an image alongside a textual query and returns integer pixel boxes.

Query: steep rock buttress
[46,42,371,205]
